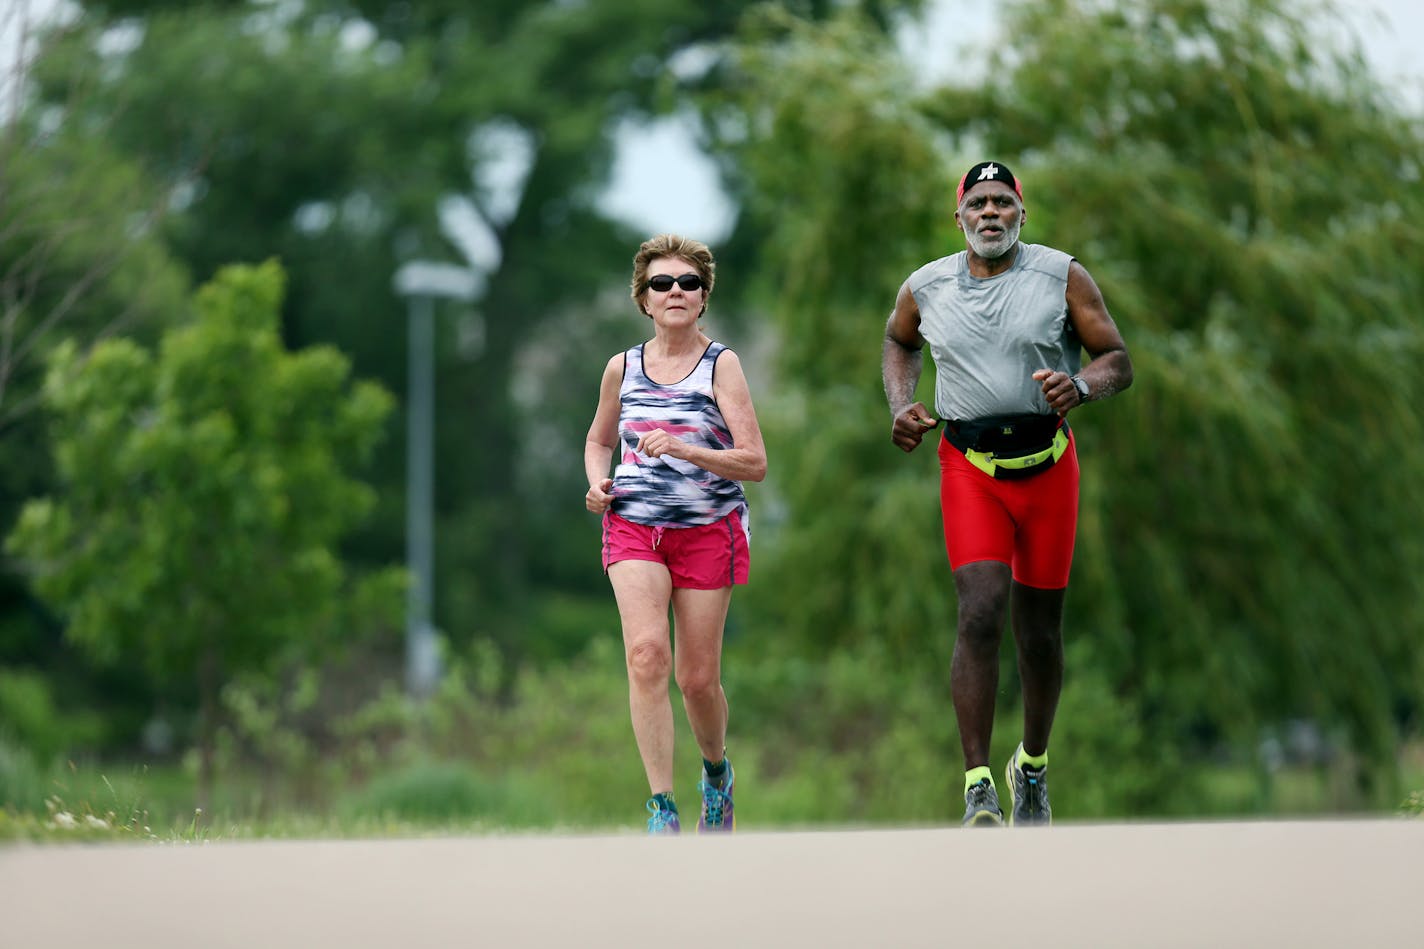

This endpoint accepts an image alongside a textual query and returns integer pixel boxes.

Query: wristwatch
[1071,375,1090,403]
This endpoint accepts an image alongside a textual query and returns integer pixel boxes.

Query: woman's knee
[675,662,722,700]
[626,638,672,684]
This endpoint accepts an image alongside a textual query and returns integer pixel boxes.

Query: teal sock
[703,756,728,785]
[651,791,678,814]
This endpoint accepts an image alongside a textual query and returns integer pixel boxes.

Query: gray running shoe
[962,777,1004,827]
[1004,747,1051,826]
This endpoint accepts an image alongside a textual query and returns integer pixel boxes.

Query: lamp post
[393,260,478,698]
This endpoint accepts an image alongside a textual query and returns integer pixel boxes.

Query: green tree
[1,6,189,427]
[0,119,186,428]
[710,9,957,657]
[0,12,190,715]
[6,260,397,805]
[22,0,924,670]
[719,0,1424,811]
[945,0,1424,806]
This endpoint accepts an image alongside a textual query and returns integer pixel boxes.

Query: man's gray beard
[966,218,1021,259]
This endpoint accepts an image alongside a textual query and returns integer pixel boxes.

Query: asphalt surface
[3,818,1419,948]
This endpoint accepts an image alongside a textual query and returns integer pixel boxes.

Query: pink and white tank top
[612,341,749,529]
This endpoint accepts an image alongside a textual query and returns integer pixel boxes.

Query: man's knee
[1017,624,1063,660]
[954,562,1011,646]
[958,598,1005,646]
[1012,583,1067,652]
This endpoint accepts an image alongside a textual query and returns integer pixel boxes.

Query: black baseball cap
[957,161,1023,204]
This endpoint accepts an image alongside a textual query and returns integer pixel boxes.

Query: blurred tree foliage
[3,0,1421,820]
[0,27,190,708]
[6,260,398,803]
[705,8,959,663]
[715,0,1424,804]
[8,0,923,680]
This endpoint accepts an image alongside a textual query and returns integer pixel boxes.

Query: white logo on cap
[977,163,1000,181]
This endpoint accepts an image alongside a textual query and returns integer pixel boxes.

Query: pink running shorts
[602,510,749,589]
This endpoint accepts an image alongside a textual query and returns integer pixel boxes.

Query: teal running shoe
[646,798,681,835]
[697,761,735,833]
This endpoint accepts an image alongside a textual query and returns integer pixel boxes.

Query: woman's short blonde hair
[630,234,715,317]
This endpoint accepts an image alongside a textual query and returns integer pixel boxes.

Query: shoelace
[698,780,730,824]
[1017,766,1047,814]
[967,781,994,807]
[646,800,677,833]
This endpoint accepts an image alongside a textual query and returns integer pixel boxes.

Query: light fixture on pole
[393,260,479,698]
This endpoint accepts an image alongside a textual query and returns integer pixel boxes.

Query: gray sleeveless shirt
[908,243,1080,421]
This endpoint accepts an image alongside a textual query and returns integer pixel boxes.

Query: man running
[881,161,1134,826]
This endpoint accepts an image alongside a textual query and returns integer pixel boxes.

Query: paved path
[3,819,1419,947]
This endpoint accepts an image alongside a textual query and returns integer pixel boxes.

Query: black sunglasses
[646,273,704,293]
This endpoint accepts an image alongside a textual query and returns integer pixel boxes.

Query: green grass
[3,643,1420,842]
[4,749,1419,845]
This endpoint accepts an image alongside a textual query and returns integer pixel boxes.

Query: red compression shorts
[936,428,1079,589]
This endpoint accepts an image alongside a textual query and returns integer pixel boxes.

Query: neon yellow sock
[1017,744,1048,769]
[964,766,993,793]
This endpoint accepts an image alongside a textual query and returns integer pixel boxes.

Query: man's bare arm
[883,282,938,452]
[1037,261,1134,414]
